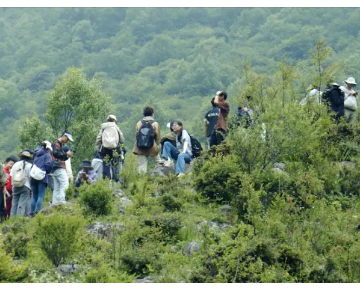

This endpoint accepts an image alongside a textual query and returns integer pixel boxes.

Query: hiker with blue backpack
[95,114,124,181]
[29,141,53,217]
[162,121,193,177]
[132,106,163,174]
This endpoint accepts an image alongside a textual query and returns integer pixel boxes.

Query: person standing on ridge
[210,91,230,147]
[204,98,220,149]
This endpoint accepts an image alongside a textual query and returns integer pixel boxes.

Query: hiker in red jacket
[3,155,19,219]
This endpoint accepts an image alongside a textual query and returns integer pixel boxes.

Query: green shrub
[79,179,113,216]
[155,212,182,240]
[0,251,27,282]
[2,220,30,259]
[160,194,182,211]
[35,213,82,267]
[83,264,134,283]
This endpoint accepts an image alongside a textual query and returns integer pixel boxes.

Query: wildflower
[247,187,250,190]
[288,199,292,203]
[288,231,292,235]
[338,238,342,243]
[346,225,349,229]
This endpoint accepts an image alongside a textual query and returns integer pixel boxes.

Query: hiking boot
[164,160,174,168]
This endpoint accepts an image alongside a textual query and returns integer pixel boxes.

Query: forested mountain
[0,7,359,158]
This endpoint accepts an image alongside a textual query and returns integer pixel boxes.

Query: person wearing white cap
[29,141,53,216]
[340,77,358,122]
[95,114,124,181]
[51,131,73,204]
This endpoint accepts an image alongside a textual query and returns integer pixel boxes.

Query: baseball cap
[63,131,74,142]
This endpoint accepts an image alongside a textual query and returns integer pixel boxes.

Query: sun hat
[107,114,117,122]
[19,149,33,158]
[345,77,357,85]
[80,160,93,169]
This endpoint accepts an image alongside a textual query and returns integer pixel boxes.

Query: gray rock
[271,167,290,177]
[273,162,286,171]
[150,163,192,177]
[135,276,155,283]
[55,264,78,277]
[113,189,125,197]
[196,220,230,232]
[40,200,75,214]
[118,197,132,215]
[184,242,201,255]
[218,205,232,216]
[339,161,356,170]
[1,225,9,235]
[86,222,124,239]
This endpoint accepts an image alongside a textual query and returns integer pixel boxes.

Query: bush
[2,220,30,259]
[155,212,182,240]
[0,251,27,282]
[35,213,82,267]
[160,194,183,211]
[79,179,113,216]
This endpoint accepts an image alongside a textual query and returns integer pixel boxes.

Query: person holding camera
[340,77,358,122]
[75,160,97,188]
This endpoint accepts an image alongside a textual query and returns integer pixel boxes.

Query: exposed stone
[55,264,78,277]
[339,161,356,170]
[218,205,232,216]
[196,220,230,231]
[118,197,133,215]
[113,189,125,197]
[150,163,193,177]
[86,222,124,239]
[135,276,155,283]
[184,242,201,255]
[1,225,9,235]
[273,162,286,171]
[40,200,75,214]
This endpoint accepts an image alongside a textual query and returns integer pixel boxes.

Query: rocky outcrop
[150,163,193,177]
[184,242,201,255]
[218,205,232,216]
[196,220,230,231]
[86,222,124,239]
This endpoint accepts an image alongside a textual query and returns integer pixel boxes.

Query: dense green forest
[4,8,360,283]
[0,7,359,159]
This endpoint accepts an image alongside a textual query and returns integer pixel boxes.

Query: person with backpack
[322,82,345,123]
[51,131,73,205]
[29,141,53,217]
[340,77,358,123]
[95,114,124,181]
[300,85,323,106]
[204,98,220,149]
[162,120,192,177]
[132,106,163,174]
[210,91,230,147]
[10,150,33,217]
[3,155,19,219]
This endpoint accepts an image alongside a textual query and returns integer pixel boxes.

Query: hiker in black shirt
[204,98,220,149]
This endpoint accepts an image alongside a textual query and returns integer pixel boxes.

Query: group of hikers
[0,90,230,222]
[0,77,357,222]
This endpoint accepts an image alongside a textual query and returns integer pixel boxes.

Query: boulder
[150,163,193,177]
[273,162,286,171]
[86,222,124,239]
[184,242,201,255]
[196,220,230,231]
[40,200,75,214]
[135,276,155,283]
[118,197,133,215]
[55,264,78,277]
[1,225,9,235]
[339,161,356,170]
[113,189,125,198]
[218,205,232,216]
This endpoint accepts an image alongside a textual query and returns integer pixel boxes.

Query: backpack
[12,161,27,187]
[137,120,155,150]
[30,164,46,181]
[322,86,344,106]
[189,134,203,158]
[102,126,120,149]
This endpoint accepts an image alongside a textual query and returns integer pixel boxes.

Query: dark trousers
[209,129,227,147]
[101,147,120,181]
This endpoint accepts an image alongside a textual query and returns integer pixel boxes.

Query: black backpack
[189,134,203,158]
[137,120,154,150]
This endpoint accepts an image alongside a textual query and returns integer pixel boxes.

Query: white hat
[43,140,52,152]
[345,77,357,85]
[63,131,74,142]
[107,114,117,121]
